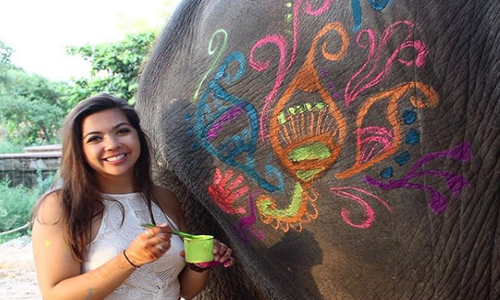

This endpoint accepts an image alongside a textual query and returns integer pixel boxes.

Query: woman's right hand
[124,223,172,267]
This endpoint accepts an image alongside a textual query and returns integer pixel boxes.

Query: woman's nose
[105,135,121,150]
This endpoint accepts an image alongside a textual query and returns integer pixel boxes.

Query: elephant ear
[336,81,440,179]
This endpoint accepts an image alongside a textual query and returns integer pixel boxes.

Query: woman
[31,93,235,300]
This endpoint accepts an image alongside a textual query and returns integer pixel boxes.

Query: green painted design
[258,182,303,218]
[295,104,305,114]
[278,111,287,124]
[277,102,330,124]
[192,29,228,102]
[286,2,292,8]
[315,102,328,110]
[296,169,323,181]
[288,142,331,162]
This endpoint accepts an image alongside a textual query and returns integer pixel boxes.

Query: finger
[218,248,232,263]
[227,173,244,190]
[144,229,154,238]
[216,243,227,256]
[146,235,170,248]
[212,239,221,253]
[220,170,234,186]
[161,239,171,251]
[214,243,227,261]
[148,241,168,259]
[223,257,235,268]
[157,223,173,233]
[154,239,170,253]
[212,168,223,185]
[148,226,165,236]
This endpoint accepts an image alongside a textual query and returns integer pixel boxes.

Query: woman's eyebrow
[83,122,131,139]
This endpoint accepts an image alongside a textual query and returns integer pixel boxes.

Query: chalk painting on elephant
[184,0,471,242]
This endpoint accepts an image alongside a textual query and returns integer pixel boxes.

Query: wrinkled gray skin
[136,0,500,299]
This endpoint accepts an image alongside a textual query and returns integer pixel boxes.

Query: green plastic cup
[184,235,214,263]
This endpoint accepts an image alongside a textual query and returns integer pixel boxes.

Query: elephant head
[136,0,500,299]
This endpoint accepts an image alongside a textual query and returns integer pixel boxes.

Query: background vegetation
[0,173,54,243]
[0,32,156,147]
[0,11,166,241]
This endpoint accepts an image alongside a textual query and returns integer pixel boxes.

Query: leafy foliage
[0,31,157,149]
[0,40,13,69]
[0,172,56,242]
[0,139,24,154]
[0,40,14,86]
[63,31,157,105]
[0,68,66,145]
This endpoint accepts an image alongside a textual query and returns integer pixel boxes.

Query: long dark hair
[33,93,157,262]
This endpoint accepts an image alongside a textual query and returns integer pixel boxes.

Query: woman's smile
[103,153,128,164]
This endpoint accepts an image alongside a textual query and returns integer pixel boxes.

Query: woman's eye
[118,128,131,134]
[87,136,101,143]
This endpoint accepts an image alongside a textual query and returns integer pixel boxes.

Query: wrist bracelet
[187,263,209,273]
[123,250,140,268]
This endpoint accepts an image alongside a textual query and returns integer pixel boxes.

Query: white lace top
[81,193,185,300]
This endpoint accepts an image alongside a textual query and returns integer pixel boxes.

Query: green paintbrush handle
[140,223,197,238]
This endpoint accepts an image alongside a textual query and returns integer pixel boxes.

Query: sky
[0,0,181,81]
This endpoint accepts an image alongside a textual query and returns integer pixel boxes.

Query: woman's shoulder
[33,190,63,225]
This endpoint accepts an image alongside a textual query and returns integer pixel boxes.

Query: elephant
[136,0,500,299]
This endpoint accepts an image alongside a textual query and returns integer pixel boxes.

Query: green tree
[62,31,157,106]
[0,30,158,148]
[0,40,12,68]
[0,40,13,87]
[0,69,65,145]
[0,40,66,146]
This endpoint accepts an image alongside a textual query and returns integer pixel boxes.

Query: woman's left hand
[211,239,235,268]
[185,239,235,269]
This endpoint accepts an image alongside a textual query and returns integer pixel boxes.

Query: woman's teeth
[106,154,125,161]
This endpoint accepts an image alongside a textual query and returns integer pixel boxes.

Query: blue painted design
[405,129,420,145]
[191,142,200,151]
[395,151,411,166]
[380,166,393,178]
[403,110,417,124]
[194,52,284,192]
[185,113,191,121]
[351,0,392,32]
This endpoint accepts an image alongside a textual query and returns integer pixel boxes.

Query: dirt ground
[0,236,41,300]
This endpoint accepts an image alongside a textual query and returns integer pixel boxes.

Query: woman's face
[81,108,141,184]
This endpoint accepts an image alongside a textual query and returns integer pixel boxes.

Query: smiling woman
[30,93,236,300]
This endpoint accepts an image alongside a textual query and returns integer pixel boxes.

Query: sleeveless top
[81,192,186,300]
